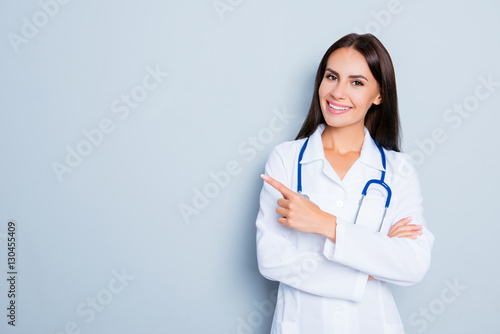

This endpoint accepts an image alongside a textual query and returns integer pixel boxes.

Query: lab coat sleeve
[323,154,435,286]
[256,146,369,302]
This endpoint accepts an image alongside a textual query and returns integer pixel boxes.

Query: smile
[327,101,352,114]
[329,103,351,110]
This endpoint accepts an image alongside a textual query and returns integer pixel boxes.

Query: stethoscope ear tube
[379,207,388,232]
[352,194,366,227]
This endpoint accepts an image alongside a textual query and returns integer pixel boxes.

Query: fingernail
[260,174,269,181]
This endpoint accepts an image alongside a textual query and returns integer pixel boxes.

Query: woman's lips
[327,101,353,115]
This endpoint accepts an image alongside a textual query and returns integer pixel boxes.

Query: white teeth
[329,103,350,110]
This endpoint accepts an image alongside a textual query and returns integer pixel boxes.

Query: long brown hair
[296,33,401,152]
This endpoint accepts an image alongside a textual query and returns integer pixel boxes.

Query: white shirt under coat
[256,123,434,334]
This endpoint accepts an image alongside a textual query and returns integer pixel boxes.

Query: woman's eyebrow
[325,68,369,82]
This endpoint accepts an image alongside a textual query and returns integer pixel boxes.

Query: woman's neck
[321,123,365,154]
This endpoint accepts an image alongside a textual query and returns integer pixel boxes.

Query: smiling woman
[319,49,382,130]
[256,33,434,334]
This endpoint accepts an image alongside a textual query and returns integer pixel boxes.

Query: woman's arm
[323,155,434,286]
[368,217,423,280]
[262,153,434,287]
[256,146,369,302]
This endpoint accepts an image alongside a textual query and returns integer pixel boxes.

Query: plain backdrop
[1,0,499,333]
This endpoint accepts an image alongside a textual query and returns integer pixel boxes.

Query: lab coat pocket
[274,322,299,334]
[349,189,387,232]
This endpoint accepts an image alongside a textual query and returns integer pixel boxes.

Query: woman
[256,33,434,334]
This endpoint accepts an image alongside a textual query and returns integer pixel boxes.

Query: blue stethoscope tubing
[297,137,392,232]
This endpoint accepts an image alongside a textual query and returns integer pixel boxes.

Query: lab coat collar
[358,128,385,172]
[299,123,385,172]
[299,123,327,164]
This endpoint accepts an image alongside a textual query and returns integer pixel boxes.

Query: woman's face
[318,47,382,130]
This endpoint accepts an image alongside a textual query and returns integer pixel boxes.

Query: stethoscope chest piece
[298,191,309,199]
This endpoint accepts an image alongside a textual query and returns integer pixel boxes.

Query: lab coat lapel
[343,127,385,186]
[300,124,343,185]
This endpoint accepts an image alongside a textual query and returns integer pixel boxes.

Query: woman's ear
[373,94,382,105]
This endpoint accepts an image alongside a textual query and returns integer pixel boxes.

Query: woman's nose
[331,82,347,100]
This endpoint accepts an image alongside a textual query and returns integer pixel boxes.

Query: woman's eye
[326,74,337,80]
[352,80,364,86]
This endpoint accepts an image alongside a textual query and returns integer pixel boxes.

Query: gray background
[1,0,499,333]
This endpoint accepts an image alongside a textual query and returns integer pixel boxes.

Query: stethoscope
[297,138,392,232]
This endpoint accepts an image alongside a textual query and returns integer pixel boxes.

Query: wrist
[320,212,337,242]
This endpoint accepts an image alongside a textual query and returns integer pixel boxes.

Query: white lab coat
[256,124,434,334]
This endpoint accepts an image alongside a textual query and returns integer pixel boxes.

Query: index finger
[261,174,294,199]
